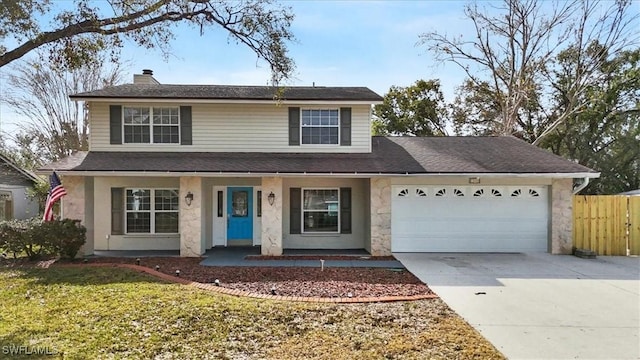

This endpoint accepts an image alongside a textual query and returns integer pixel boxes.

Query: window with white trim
[123,107,179,144]
[126,189,179,233]
[302,189,339,232]
[301,109,339,144]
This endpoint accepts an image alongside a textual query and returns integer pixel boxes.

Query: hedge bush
[0,218,86,260]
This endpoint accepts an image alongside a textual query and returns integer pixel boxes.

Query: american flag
[43,172,67,222]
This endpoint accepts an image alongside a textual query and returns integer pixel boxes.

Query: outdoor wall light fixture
[469,177,481,184]
[267,192,275,206]
[185,192,194,206]
[175,269,181,277]
[214,279,220,286]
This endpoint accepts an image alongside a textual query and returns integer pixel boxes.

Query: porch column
[551,178,573,254]
[261,177,283,255]
[61,175,93,256]
[370,177,392,256]
[180,176,204,257]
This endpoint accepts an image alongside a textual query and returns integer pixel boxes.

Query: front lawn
[0,265,503,359]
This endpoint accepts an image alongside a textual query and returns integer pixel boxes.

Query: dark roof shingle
[383,136,594,173]
[70,84,383,102]
[40,136,595,175]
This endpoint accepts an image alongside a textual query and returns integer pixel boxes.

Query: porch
[66,175,391,258]
[92,247,404,268]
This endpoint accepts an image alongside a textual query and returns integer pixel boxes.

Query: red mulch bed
[72,257,434,298]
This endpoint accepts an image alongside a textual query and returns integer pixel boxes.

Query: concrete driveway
[394,252,640,360]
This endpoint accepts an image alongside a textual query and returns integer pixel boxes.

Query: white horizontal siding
[89,102,371,153]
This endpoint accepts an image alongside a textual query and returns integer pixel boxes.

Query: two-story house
[40,70,598,256]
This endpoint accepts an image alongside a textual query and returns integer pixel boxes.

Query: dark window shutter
[289,107,300,146]
[290,187,301,234]
[111,188,124,235]
[109,105,122,144]
[340,107,351,146]
[180,106,192,145]
[340,187,352,234]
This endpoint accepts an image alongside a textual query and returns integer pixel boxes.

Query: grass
[0,265,504,359]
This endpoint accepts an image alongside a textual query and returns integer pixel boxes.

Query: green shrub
[44,219,87,259]
[0,218,46,260]
[0,218,86,260]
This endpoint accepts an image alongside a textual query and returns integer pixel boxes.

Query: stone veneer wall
[61,176,89,255]
[551,178,573,254]
[61,176,85,221]
[370,177,391,256]
[179,176,203,257]
[261,177,283,255]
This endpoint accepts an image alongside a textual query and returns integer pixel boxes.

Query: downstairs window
[302,189,339,233]
[126,188,179,234]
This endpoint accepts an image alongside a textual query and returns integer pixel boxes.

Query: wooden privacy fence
[573,195,640,256]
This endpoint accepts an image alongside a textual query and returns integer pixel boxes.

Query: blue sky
[121,1,471,97]
[2,0,640,134]
[9,0,634,133]
[0,0,477,133]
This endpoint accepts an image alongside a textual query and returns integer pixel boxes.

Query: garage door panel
[393,234,547,252]
[394,218,543,234]
[391,185,549,253]
[395,220,547,238]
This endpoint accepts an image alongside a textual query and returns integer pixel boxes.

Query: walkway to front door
[200,247,404,268]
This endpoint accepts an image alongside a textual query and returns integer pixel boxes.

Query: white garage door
[391,185,549,252]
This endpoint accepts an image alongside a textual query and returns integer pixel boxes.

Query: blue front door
[227,187,253,241]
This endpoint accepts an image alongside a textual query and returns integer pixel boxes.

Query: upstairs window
[123,107,179,144]
[301,109,339,144]
[123,107,150,143]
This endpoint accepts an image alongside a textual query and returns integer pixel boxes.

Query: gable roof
[39,136,597,177]
[70,84,383,102]
[0,153,39,186]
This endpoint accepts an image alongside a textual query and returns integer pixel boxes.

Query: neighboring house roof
[39,136,597,176]
[70,84,383,102]
[0,153,38,186]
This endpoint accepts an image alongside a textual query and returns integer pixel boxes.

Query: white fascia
[69,98,382,105]
[49,171,601,179]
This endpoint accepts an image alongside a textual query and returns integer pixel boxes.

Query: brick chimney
[133,69,160,84]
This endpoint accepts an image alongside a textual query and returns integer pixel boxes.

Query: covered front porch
[62,175,392,257]
[176,176,393,257]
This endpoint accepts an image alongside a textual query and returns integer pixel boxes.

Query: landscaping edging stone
[58,263,439,303]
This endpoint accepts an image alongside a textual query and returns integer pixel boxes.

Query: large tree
[2,51,124,167]
[0,0,295,83]
[541,47,640,194]
[450,78,546,142]
[421,0,639,144]
[372,79,448,136]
